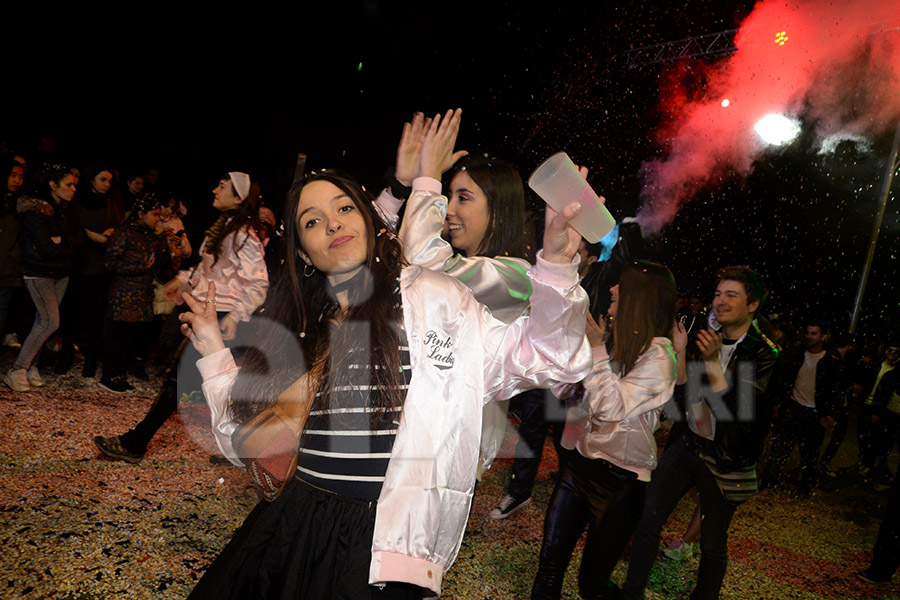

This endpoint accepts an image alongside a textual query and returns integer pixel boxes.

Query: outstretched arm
[482,200,591,398]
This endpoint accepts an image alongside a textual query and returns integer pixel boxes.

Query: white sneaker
[3,369,32,392]
[2,333,21,348]
[27,366,46,388]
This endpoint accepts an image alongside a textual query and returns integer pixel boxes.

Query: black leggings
[531,450,646,600]
[119,307,222,455]
[101,320,153,379]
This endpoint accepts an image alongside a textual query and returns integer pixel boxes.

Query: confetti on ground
[0,348,897,599]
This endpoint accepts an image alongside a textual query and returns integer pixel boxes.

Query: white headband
[228,172,251,201]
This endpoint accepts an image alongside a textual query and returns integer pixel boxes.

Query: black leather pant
[508,388,566,499]
[622,432,738,600]
[531,449,646,600]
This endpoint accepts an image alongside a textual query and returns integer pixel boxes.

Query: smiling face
[295,179,368,282]
[712,279,758,329]
[211,179,243,211]
[608,283,620,317]
[804,326,826,351]
[446,171,491,256]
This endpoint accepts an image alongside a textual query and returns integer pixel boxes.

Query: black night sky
[5,1,899,340]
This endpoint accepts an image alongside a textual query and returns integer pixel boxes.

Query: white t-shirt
[791,350,826,409]
[688,331,747,440]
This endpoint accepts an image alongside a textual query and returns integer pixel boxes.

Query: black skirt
[188,476,423,600]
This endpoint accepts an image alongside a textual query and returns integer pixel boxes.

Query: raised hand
[419,108,467,180]
[673,320,688,354]
[395,112,427,186]
[179,281,226,357]
[541,203,582,265]
[695,329,722,363]
[585,311,607,349]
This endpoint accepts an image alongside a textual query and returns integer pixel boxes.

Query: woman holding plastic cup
[377,110,545,479]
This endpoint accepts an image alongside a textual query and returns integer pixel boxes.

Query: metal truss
[622,29,738,68]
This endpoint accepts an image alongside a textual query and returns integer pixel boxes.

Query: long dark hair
[81,161,115,195]
[612,260,677,376]
[77,160,124,224]
[229,169,407,425]
[205,173,263,265]
[2,158,24,215]
[31,163,74,201]
[443,155,530,261]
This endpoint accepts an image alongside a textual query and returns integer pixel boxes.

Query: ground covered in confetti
[1,348,897,599]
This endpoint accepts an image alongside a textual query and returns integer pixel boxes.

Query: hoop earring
[303,263,316,278]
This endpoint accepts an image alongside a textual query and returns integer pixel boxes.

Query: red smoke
[636,0,900,236]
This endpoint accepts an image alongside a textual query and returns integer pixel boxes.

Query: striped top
[295,321,411,501]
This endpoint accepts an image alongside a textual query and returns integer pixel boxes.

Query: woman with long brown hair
[177,123,591,598]
[530,260,681,600]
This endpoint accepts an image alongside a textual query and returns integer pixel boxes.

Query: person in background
[93,171,267,463]
[257,205,284,279]
[530,260,678,599]
[157,191,192,271]
[865,338,900,490]
[142,166,160,196]
[1,158,26,349]
[55,161,123,377]
[759,320,842,496]
[855,340,899,486]
[98,196,169,392]
[621,266,781,600]
[120,171,145,213]
[4,164,78,392]
[857,461,900,584]
[818,331,858,478]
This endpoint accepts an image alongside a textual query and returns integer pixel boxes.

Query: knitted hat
[228,172,251,201]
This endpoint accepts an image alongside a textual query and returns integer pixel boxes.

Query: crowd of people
[2,115,899,599]
[0,139,281,396]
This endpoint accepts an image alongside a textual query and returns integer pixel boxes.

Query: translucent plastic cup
[527,152,616,243]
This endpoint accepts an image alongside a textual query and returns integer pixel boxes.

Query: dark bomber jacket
[17,195,76,278]
[674,325,782,472]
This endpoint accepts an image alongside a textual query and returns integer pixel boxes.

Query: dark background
[4,1,898,341]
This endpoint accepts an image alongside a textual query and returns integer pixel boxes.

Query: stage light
[775,31,789,45]
[754,113,801,146]
[721,99,730,107]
